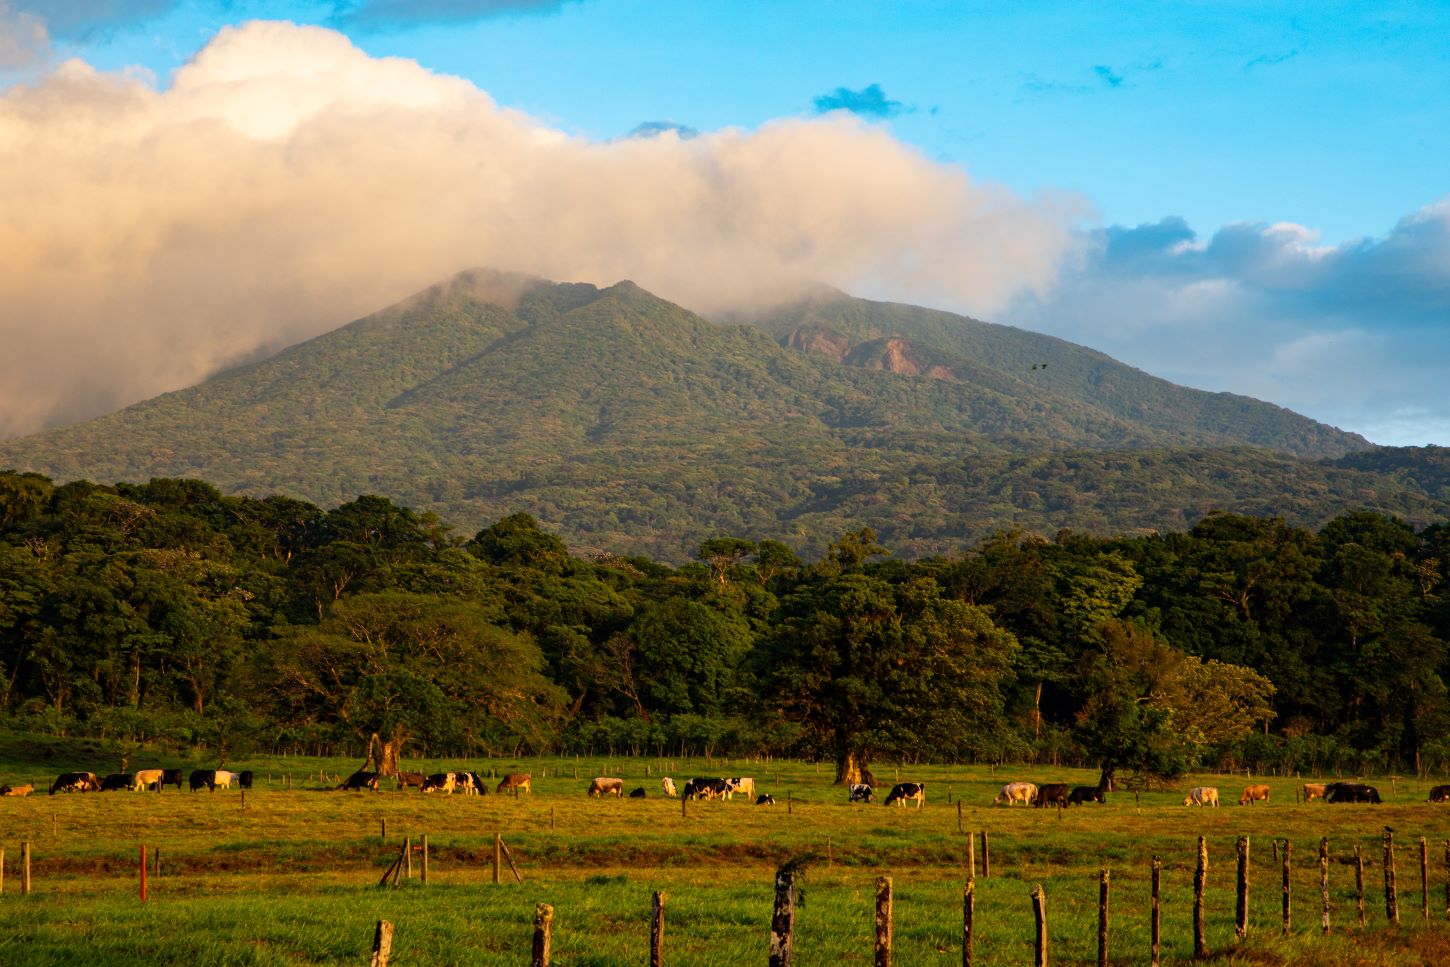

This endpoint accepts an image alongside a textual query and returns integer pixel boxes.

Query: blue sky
[2,0,1447,445]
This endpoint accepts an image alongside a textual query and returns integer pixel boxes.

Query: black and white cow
[338,770,380,791]
[883,782,926,808]
[756,794,776,805]
[848,783,874,803]
[1325,782,1382,804]
[684,778,731,800]
[49,772,100,794]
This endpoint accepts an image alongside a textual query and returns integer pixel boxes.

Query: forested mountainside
[3,470,1448,782]
[3,271,1434,562]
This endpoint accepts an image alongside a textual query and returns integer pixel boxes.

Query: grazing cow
[629,787,647,798]
[161,768,184,790]
[993,782,1037,806]
[133,769,165,792]
[338,770,380,791]
[1326,782,1382,804]
[848,783,874,803]
[729,777,756,799]
[496,773,532,795]
[588,777,625,798]
[100,773,135,792]
[1302,783,1328,802]
[756,794,776,805]
[1068,785,1105,805]
[453,772,480,796]
[1428,784,1450,803]
[1239,784,1271,805]
[50,772,100,794]
[237,770,254,790]
[396,771,427,791]
[1183,786,1220,807]
[1,783,34,796]
[210,770,238,790]
[685,778,731,800]
[660,777,678,797]
[468,772,489,796]
[188,769,217,792]
[1032,783,1070,808]
[884,782,926,808]
[422,773,457,794]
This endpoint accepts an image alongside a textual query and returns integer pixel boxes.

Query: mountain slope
[3,270,1440,561]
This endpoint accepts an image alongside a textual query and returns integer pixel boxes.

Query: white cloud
[0,20,1084,439]
[1003,206,1450,445]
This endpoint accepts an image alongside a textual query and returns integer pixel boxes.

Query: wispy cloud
[1092,65,1123,88]
[332,0,581,28]
[6,0,175,41]
[1004,205,1450,444]
[0,0,48,68]
[812,82,905,118]
[627,120,697,140]
[0,21,1082,439]
[1246,49,1298,70]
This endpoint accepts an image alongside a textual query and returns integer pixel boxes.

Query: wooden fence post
[404,836,412,880]
[966,833,975,879]
[21,841,30,896]
[1420,837,1429,920]
[957,801,962,833]
[139,844,147,902]
[1031,884,1048,967]
[963,876,975,967]
[1320,837,1330,934]
[1281,839,1291,935]
[1150,857,1162,967]
[875,876,893,967]
[769,865,798,967]
[1384,828,1399,924]
[1355,845,1365,927]
[370,920,394,967]
[1194,836,1208,959]
[1236,835,1249,940]
[493,833,501,885]
[1,847,5,895]
[531,903,553,967]
[1444,840,1449,919]
[381,818,386,840]
[421,834,429,886]
[154,846,160,878]
[982,831,991,878]
[650,891,666,967]
[1098,868,1110,967]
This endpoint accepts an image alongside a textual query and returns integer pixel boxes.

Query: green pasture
[4,742,1450,964]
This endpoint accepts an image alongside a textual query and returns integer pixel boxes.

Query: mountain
[2,269,1444,560]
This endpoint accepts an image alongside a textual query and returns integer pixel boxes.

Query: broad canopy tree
[769,569,1019,785]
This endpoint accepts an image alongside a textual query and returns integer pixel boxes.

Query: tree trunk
[835,748,876,787]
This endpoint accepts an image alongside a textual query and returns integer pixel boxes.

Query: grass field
[4,738,1450,964]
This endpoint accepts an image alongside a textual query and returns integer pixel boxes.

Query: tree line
[1,470,1446,785]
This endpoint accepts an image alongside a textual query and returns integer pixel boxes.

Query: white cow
[728,777,756,799]
[212,770,238,790]
[1183,786,1219,807]
[993,782,1037,806]
[661,777,678,797]
[132,769,165,791]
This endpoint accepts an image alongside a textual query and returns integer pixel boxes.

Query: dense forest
[2,469,1448,785]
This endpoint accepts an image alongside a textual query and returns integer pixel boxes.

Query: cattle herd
[3,768,1443,812]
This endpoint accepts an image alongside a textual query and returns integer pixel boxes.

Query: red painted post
[140,844,148,902]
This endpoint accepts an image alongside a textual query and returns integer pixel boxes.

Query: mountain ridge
[3,269,1438,562]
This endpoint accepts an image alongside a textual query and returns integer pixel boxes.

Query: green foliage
[6,273,1442,563]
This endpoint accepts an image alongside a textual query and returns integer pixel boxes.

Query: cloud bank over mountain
[0,20,1083,439]
[1003,206,1450,446]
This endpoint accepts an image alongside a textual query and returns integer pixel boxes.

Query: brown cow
[1239,784,1271,805]
[497,773,532,795]
[396,770,427,790]
[587,777,624,798]
[1,783,34,796]
[1302,782,1327,802]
